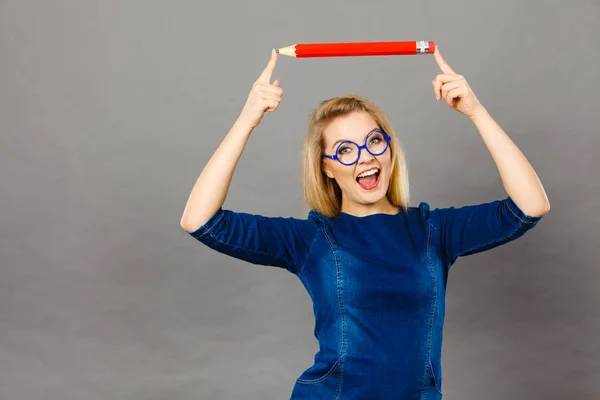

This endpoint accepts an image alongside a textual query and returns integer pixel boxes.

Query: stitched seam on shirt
[197,211,225,238]
[459,222,523,258]
[426,217,437,231]
[295,359,340,385]
[297,227,321,275]
[421,223,437,399]
[294,270,342,386]
[322,230,345,399]
[430,359,443,396]
[505,199,536,224]
[206,231,295,270]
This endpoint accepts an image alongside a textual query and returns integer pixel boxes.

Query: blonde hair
[301,94,410,218]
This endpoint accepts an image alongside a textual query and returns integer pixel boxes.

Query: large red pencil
[276,40,435,58]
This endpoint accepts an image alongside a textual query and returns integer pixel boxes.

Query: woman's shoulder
[306,209,329,228]
[402,200,440,229]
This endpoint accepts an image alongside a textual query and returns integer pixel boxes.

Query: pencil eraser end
[429,41,436,54]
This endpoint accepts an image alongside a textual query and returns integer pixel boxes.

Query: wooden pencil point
[277,45,297,58]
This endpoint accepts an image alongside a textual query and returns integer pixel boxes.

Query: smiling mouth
[356,169,380,190]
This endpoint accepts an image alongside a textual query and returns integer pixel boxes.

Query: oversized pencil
[276,41,435,58]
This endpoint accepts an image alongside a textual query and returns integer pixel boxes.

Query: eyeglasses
[322,129,391,166]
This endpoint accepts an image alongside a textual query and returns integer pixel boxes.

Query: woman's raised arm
[180,50,283,232]
[178,51,318,275]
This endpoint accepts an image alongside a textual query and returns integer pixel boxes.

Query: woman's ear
[322,162,334,179]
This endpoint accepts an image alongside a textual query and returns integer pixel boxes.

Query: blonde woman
[180,47,550,399]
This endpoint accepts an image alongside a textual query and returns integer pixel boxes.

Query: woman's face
[322,111,394,215]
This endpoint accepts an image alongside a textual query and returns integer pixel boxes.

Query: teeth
[357,169,379,178]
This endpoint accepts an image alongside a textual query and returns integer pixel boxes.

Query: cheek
[383,150,392,163]
[382,153,393,171]
[340,169,356,185]
[380,155,393,183]
[331,166,356,187]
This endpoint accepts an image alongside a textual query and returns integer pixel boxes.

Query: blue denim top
[188,196,543,399]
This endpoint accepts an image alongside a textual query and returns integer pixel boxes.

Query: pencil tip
[275,49,279,54]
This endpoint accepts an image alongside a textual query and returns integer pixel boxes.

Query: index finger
[433,46,455,74]
[257,49,278,83]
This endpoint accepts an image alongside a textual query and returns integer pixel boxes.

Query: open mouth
[356,168,380,190]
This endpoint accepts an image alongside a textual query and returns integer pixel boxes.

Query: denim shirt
[187,196,543,399]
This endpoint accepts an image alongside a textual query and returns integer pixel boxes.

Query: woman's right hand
[237,49,283,130]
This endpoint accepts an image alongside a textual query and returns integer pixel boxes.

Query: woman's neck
[340,198,399,217]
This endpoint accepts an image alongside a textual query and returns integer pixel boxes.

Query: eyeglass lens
[336,131,387,165]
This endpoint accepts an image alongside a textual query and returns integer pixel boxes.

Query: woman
[180,47,550,399]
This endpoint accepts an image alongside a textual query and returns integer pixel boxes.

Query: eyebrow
[330,127,380,151]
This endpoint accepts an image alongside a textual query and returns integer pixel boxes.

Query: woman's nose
[357,148,375,164]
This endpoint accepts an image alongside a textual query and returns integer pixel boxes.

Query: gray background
[1,0,598,399]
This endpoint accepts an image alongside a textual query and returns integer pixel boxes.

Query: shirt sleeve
[185,208,319,274]
[431,196,545,268]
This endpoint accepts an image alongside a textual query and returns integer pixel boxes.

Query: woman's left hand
[432,46,483,118]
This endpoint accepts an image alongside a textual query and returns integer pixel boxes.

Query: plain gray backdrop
[1,0,598,399]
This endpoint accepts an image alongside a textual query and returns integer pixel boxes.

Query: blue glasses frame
[322,129,392,166]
